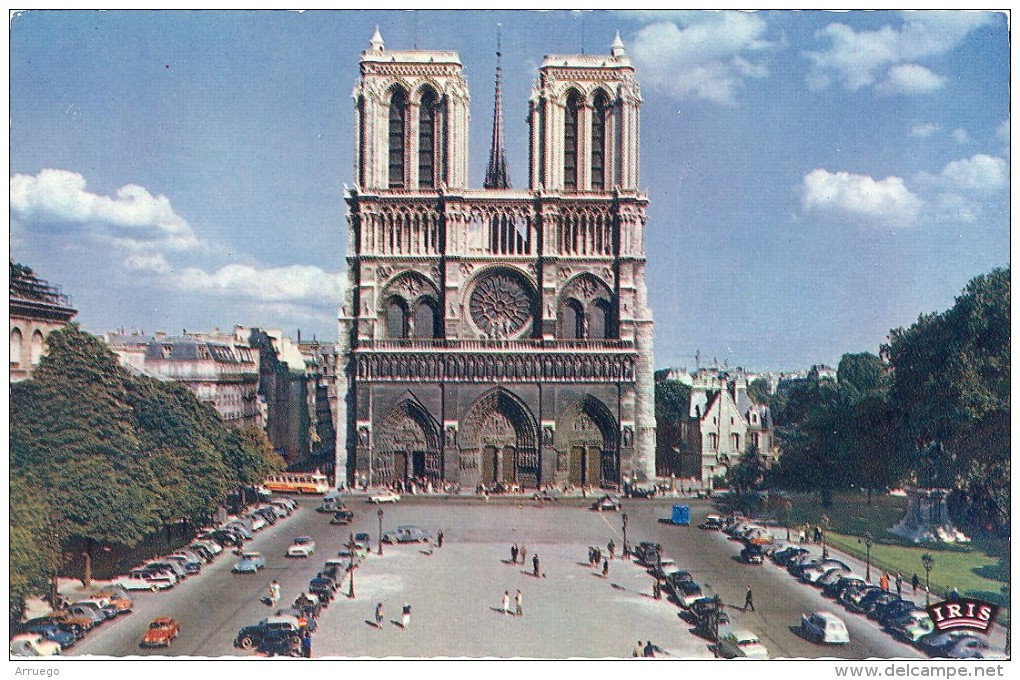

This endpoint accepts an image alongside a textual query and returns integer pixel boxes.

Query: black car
[330,510,355,525]
[871,598,914,624]
[839,584,880,611]
[739,544,765,565]
[309,575,338,594]
[234,620,302,650]
[774,546,809,566]
[687,596,723,626]
[663,571,695,594]
[822,576,866,599]
[256,628,302,657]
[308,584,334,607]
[849,589,897,615]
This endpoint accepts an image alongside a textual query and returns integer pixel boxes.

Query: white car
[117,569,177,591]
[369,491,401,504]
[801,611,851,644]
[10,633,61,656]
[287,536,317,557]
[718,628,770,659]
[801,560,851,583]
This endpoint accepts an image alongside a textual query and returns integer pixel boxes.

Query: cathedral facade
[337,30,655,490]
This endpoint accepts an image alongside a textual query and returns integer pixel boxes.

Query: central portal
[461,388,539,488]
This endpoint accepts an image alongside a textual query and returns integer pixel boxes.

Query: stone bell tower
[338,30,655,490]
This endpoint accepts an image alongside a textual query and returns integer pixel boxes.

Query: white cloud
[877,64,946,94]
[909,123,940,138]
[9,168,201,251]
[937,154,1008,192]
[169,263,344,304]
[630,12,773,105]
[952,128,970,144]
[804,11,993,93]
[801,168,922,226]
[996,119,1010,142]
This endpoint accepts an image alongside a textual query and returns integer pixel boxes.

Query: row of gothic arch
[380,267,617,341]
[360,388,623,489]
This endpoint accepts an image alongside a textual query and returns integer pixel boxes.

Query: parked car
[590,495,622,511]
[10,633,61,656]
[693,609,732,641]
[919,631,991,659]
[382,525,432,544]
[673,580,704,608]
[140,617,180,648]
[739,544,765,565]
[800,611,850,644]
[330,510,355,525]
[699,514,723,531]
[822,575,867,599]
[234,615,303,650]
[839,584,880,611]
[59,604,104,629]
[224,522,255,540]
[41,611,95,637]
[858,591,901,617]
[253,507,278,525]
[870,598,914,623]
[71,598,119,622]
[718,628,770,659]
[531,488,561,502]
[165,553,202,575]
[774,546,810,566]
[20,620,76,649]
[886,611,935,644]
[92,586,134,614]
[354,532,373,551]
[627,484,657,498]
[146,560,188,580]
[256,628,302,657]
[187,542,218,562]
[118,568,177,591]
[801,560,851,583]
[268,500,295,516]
[648,559,680,581]
[291,591,323,619]
[368,491,401,504]
[816,568,854,590]
[287,536,317,557]
[317,498,346,513]
[663,570,695,594]
[233,551,267,573]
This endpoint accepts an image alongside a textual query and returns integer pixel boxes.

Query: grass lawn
[728,491,1010,622]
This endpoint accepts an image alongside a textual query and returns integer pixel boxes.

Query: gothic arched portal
[555,395,619,488]
[460,388,539,488]
[374,396,443,484]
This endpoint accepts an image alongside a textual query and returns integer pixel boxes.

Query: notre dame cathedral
[337,29,655,491]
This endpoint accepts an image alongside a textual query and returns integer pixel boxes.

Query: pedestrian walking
[633,641,643,657]
[437,530,444,548]
[912,573,920,594]
[401,602,411,629]
[533,553,541,577]
[643,640,655,657]
[652,579,661,600]
[374,602,384,627]
[511,543,518,564]
[743,585,755,611]
[588,546,595,566]
[602,558,610,578]
[594,546,602,565]
[895,573,903,598]
[269,579,281,607]
[502,590,511,614]
[301,629,312,658]
[880,572,890,592]
[515,590,523,617]
[608,539,616,560]
[520,544,527,565]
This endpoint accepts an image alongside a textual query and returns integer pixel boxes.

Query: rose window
[469,273,533,338]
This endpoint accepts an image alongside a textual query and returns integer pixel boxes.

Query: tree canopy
[10,325,284,614]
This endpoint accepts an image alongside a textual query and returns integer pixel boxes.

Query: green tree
[747,377,771,406]
[655,379,691,475]
[883,268,1009,535]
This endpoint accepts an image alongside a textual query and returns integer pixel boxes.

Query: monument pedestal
[890,485,969,543]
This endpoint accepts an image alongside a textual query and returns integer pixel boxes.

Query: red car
[141,617,180,648]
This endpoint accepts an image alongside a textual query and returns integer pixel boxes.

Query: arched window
[563,91,580,191]
[413,299,440,339]
[560,298,585,340]
[388,88,407,189]
[418,89,438,189]
[30,330,44,364]
[591,91,609,191]
[590,299,616,339]
[386,298,409,339]
[10,328,22,366]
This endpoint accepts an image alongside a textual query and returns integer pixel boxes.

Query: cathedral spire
[484,24,511,189]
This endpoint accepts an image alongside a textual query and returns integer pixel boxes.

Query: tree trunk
[82,540,93,589]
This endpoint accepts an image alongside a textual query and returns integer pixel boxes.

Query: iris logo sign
[926,598,998,634]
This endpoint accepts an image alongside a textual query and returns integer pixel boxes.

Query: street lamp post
[861,531,874,582]
[621,513,629,558]
[921,553,934,606]
[347,532,357,599]
[377,509,384,556]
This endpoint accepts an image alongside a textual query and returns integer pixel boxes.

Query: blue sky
[9,10,1010,371]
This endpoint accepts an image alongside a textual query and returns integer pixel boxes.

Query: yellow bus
[263,470,330,495]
